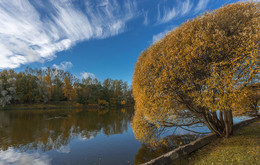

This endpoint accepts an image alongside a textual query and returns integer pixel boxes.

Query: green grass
[174,119,260,165]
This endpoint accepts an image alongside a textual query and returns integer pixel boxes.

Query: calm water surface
[0,108,250,165]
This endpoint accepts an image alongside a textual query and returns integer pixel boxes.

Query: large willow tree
[132,2,260,139]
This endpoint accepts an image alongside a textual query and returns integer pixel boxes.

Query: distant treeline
[0,67,134,108]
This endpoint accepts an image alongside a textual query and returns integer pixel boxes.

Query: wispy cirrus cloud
[0,0,137,69]
[195,0,210,12]
[143,10,149,26]
[52,61,73,70]
[181,0,194,15]
[157,0,193,24]
[152,26,177,43]
[152,30,170,43]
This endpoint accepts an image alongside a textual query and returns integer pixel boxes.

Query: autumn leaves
[132,2,260,140]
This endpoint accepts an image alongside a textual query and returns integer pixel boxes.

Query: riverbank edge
[141,117,260,165]
[0,103,134,111]
[1,104,98,111]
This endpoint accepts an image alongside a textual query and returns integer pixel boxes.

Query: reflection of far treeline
[0,67,134,108]
[0,108,134,151]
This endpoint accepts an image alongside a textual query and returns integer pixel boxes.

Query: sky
[0,0,248,83]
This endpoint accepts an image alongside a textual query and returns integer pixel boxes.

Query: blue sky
[0,0,244,83]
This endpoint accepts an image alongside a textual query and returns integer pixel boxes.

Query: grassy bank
[175,119,260,165]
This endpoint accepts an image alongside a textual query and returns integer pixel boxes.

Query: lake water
[0,108,251,165]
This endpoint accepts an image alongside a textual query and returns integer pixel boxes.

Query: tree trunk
[203,110,233,138]
[223,110,233,137]
[252,102,260,117]
[179,94,234,138]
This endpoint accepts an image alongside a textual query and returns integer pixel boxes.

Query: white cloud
[152,31,169,43]
[152,26,176,43]
[157,0,193,24]
[195,0,210,12]
[143,11,149,25]
[81,72,96,79]
[52,61,73,70]
[181,0,193,15]
[0,0,137,69]
[57,145,70,154]
[41,67,47,70]
[0,148,51,165]
[159,7,177,24]
[79,135,95,141]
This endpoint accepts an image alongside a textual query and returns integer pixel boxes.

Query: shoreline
[1,102,134,111]
[141,117,260,165]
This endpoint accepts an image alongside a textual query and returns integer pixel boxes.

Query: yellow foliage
[63,76,73,101]
[121,108,126,113]
[132,2,260,140]
[75,103,83,107]
[98,99,109,108]
[121,100,126,105]
[43,74,53,94]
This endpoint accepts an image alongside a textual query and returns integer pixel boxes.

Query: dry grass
[174,119,260,165]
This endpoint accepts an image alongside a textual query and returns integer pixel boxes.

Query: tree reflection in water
[0,108,207,164]
[0,108,133,152]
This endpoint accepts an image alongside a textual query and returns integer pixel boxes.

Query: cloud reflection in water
[0,148,51,165]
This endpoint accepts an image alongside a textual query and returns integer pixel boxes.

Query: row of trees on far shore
[0,67,134,108]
